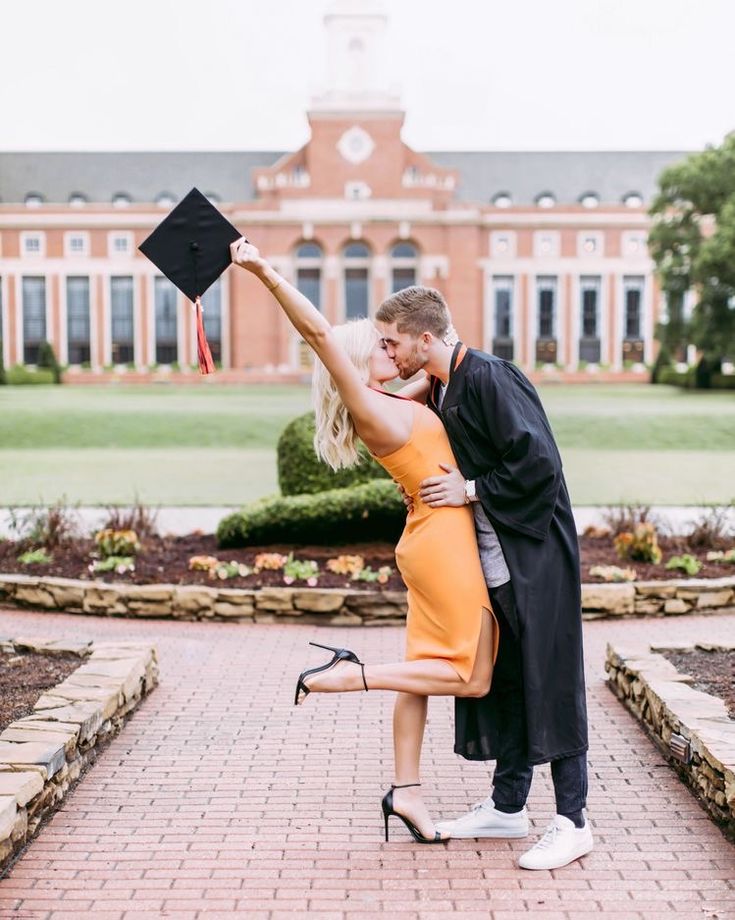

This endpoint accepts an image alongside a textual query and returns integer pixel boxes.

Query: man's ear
[421,331,434,348]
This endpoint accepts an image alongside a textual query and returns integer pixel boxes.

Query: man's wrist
[464,479,477,504]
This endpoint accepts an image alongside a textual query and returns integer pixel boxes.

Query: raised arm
[229,239,409,453]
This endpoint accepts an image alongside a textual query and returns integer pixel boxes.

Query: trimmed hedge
[277,411,389,496]
[217,479,405,548]
[656,366,735,390]
[6,366,56,385]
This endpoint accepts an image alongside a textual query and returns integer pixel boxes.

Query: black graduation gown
[428,344,588,766]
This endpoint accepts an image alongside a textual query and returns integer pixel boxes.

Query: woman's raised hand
[230,237,266,274]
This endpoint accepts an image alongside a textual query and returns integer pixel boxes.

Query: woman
[230,238,498,845]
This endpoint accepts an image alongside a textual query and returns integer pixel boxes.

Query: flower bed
[0,636,158,874]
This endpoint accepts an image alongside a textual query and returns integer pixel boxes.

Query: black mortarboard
[139,188,244,373]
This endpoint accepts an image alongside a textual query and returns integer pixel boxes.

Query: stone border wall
[0,637,158,876]
[605,640,735,840]
[0,572,733,624]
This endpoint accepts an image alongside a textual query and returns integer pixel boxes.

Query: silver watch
[464,479,476,503]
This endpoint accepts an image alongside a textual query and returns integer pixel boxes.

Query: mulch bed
[659,649,735,720]
[0,652,81,733]
[0,532,733,591]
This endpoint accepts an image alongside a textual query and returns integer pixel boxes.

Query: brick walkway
[0,607,733,920]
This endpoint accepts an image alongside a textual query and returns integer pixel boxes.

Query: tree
[0,341,6,385]
[648,133,735,382]
[37,341,63,384]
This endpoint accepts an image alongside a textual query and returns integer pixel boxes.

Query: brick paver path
[0,607,733,920]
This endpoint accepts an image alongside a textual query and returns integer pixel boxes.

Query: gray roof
[428,150,689,205]
[0,148,689,206]
[0,151,284,205]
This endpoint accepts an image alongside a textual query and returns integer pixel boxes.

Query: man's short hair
[376,286,450,339]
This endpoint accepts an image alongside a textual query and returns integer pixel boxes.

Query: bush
[6,365,56,385]
[711,373,735,390]
[217,479,405,548]
[37,341,63,384]
[277,411,389,496]
[650,344,672,384]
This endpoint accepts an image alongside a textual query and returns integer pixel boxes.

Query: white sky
[2,0,733,152]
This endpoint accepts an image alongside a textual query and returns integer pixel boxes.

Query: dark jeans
[488,580,588,815]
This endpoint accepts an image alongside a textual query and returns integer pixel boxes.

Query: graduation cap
[139,187,244,374]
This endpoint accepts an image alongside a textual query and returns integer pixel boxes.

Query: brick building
[0,0,687,381]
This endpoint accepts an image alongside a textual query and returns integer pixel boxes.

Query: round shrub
[216,479,405,548]
[277,411,389,496]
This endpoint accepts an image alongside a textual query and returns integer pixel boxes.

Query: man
[376,285,592,871]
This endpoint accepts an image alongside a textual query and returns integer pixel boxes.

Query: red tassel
[194,296,215,375]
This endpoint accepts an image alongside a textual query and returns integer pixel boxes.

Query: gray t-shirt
[438,382,510,589]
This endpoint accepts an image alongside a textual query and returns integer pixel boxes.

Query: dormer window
[535,192,556,209]
[623,192,643,208]
[25,193,44,208]
[69,193,87,208]
[580,192,599,209]
[156,193,175,208]
[112,193,132,208]
[492,192,512,208]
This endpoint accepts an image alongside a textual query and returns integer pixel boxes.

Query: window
[25,193,43,208]
[22,277,46,364]
[295,242,323,310]
[492,276,514,361]
[580,192,599,209]
[492,192,512,208]
[579,276,601,363]
[623,192,643,208]
[538,279,556,338]
[536,276,557,364]
[112,193,132,208]
[535,192,555,208]
[66,276,91,364]
[69,193,87,207]
[623,276,644,339]
[154,276,178,364]
[109,233,132,256]
[201,279,222,364]
[622,231,647,257]
[345,181,371,200]
[343,242,370,319]
[390,241,418,293]
[110,276,135,364]
[65,232,88,257]
[156,193,175,207]
[22,233,44,256]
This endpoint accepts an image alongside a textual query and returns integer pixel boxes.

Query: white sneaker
[435,798,529,839]
[518,814,593,870]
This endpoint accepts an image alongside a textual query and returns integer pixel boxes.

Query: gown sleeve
[467,362,561,540]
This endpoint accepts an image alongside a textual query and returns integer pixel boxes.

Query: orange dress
[374,399,499,681]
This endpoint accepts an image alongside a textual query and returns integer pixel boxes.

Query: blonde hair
[312,319,379,470]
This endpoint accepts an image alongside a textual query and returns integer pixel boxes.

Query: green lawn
[1,383,733,506]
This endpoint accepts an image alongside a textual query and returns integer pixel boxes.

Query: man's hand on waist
[419,464,477,508]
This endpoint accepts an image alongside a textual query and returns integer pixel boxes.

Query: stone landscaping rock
[292,590,346,612]
[606,640,735,841]
[581,583,635,614]
[0,772,43,807]
[255,588,295,611]
[0,797,17,842]
[664,598,690,614]
[0,741,66,780]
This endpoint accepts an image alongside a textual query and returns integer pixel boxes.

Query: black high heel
[294,642,368,706]
[381,783,448,844]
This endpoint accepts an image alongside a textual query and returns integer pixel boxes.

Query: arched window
[24,193,44,208]
[69,193,87,208]
[295,242,323,310]
[343,242,371,319]
[580,192,599,209]
[623,192,643,208]
[390,241,418,293]
[112,192,132,208]
[492,192,512,208]
[535,192,556,209]
[156,192,176,208]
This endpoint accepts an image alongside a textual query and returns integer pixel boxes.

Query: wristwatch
[464,479,476,504]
